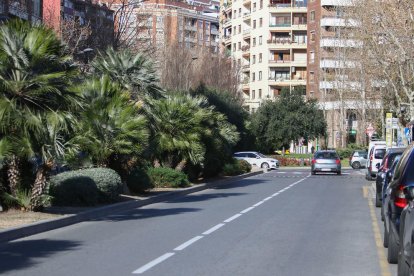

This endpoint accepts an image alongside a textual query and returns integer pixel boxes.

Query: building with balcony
[220,0,308,112]
[117,0,220,52]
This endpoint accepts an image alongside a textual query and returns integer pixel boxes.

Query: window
[234,10,236,18]
[259,89,262,98]
[252,72,255,81]
[253,37,256,46]
[310,31,315,42]
[251,107,256,113]
[233,26,236,34]
[259,53,262,63]
[233,43,236,51]
[259,71,262,80]
[252,90,255,99]
[253,2,256,11]
[252,55,256,64]
[259,0,263,9]
[259,18,263,27]
[259,35,262,45]
[253,20,256,29]
[239,8,241,17]
[238,25,241,34]
[238,42,241,50]
[310,11,315,21]
[310,51,315,63]
[310,71,314,82]
[238,59,241,65]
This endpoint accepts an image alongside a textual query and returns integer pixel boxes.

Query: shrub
[48,168,122,205]
[238,159,252,173]
[222,163,243,176]
[48,176,99,206]
[126,167,153,193]
[147,167,190,188]
[337,144,367,159]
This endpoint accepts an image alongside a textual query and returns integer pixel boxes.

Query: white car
[233,151,280,169]
[366,144,387,180]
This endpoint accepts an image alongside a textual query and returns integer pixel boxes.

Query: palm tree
[0,20,81,210]
[93,47,164,101]
[73,75,149,167]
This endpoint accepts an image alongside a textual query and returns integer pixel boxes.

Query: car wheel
[352,161,361,169]
[337,171,341,175]
[398,247,410,276]
[388,230,399,264]
[383,221,389,248]
[261,162,269,169]
[375,193,382,207]
[381,205,385,221]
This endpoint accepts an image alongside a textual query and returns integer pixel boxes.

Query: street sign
[386,113,393,147]
[392,118,399,129]
[365,124,375,138]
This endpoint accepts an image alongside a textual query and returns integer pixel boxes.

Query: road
[0,169,394,276]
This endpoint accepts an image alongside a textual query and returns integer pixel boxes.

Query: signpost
[386,113,393,147]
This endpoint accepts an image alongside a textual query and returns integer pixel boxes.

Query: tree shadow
[97,207,202,222]
[212,178,271,190]
[0,239,81,274]
[168,192,247,204]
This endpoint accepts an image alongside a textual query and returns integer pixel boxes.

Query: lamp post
[184,56,198,91]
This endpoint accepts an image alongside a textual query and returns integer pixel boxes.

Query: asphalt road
[0,169,393,276]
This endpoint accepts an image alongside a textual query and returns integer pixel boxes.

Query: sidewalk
[0,170,266,243]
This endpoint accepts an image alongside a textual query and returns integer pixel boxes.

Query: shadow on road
[212,178,271,190]
[99,207,202,222]
[0,239,81,274]
[169,192,247,204]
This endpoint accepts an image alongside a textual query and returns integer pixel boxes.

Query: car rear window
[315,152,338,159]
[375,149,386,159]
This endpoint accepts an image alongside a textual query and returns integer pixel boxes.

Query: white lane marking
[224,213,242,223]
[263,196,272,201]
[276,172,286,174]
[240,207,255,214]
[272,192,280,197]
[174,236,204,251]
[132,253,175,274]
[202,223,225,235]
[342,172,350,175]
[293,172,303,174]
[253,201,265,207]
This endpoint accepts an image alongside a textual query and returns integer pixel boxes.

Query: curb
[0,170,265,243]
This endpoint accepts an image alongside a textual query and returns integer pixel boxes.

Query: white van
[366,142,387,180]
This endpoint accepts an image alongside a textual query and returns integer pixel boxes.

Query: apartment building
[0,0,43,23]
[221,0,308,112]
[116,0,220,52]
[306,0,382,148]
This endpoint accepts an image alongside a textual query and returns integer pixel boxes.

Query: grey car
[311,150,341,175]
[349,150,368,169]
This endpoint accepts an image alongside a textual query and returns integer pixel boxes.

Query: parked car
[311,150,341,175]
[349,150,368,169]
[366,144,387,180]
[233,152,280,169]
[375,148,405,207]
[397,183,414,276]
[382,144,414,264]
[381,155,402,222]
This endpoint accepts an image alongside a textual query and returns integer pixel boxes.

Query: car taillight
[395,185,408,208]
[335,159,340,165]
[312,159,316,164]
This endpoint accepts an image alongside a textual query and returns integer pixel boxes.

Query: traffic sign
[365,124,375,138]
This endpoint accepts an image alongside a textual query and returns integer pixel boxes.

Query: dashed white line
[240,206,255,214]
[174,236,204,251]
[272,192,280,197]
[202,223,225,235]
[253,201,265,207]
[263,196,272,201]
[132,253,175,274]
[224,213,242,223]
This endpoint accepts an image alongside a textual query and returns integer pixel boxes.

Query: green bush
[337,144,367,159]
[238,159,252,173]
[48,176,99,206]
[222,163,242,176]
[126,167,153,193]
[48,168,122,205]
[147,167,190,188]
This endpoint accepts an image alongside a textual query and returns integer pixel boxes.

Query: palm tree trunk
[30,161,53,211]
[7,155,20,197]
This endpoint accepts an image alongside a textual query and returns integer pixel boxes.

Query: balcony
[269,60,291,66]
[242,64,250,72]
[243,12,251,20]
[223,35,232,45]
[223,18,232,28]
[319,80,362,89]
[291,24,307,30]
[9,3,29,20]
[268,77,291,86]
[321,0,353,6]
[211,28,219,35]
[185,25,197,32]
[320,38,362,48]
[243,29,251,37]
[269,23,291,30]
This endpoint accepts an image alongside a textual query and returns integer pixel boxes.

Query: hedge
[147,167,190,188]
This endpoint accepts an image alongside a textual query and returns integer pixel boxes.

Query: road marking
[263,196,272,201]
[132,253,175,274]
[276,172,286,174]
[224,213,242,223]
[174,236,204,251]
[202,223,225,235]
[365,187,392,276]
[241,206,255,214]
[253,201,265,207]
[272,192,280,197]
[293,172,303,174]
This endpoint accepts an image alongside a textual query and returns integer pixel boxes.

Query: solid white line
[272,192,280,197]
[174,236,204,251]
[263,196,272,201]
[132,253,175,274]
[241,206,255,214]
[224,213,242,222]
[276,172,286,174]
[253,201,265,207]
[202,223,225,235]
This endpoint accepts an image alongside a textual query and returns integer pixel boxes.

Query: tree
[73,75,149,167]
[251,87,326,153]
[93,47,164,101]
[0,20,81,209]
